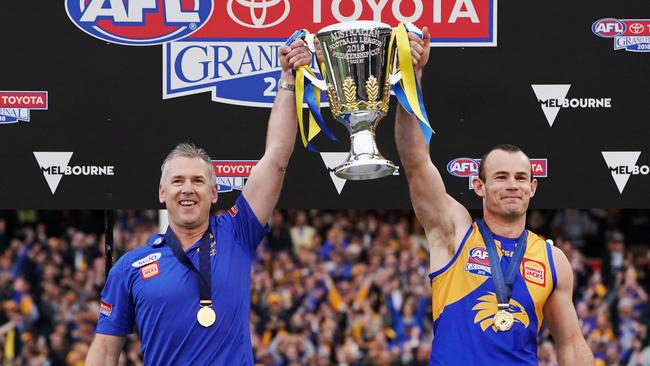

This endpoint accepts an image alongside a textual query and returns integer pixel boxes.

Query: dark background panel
[0,1,649,209]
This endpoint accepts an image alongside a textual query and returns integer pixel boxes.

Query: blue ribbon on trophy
[285,30,338,152]
[390,22,433,143]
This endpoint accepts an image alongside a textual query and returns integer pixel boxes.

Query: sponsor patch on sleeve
[140,262,160,280]
[522,258,546,286]
[228,204,239,217]
[100,300,113,317]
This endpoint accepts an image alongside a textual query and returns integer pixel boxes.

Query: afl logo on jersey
[65,0,214,46]
[465,247,491,277]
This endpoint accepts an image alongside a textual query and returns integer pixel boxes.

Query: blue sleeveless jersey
[428,222,557,365]
[96,195,268,366]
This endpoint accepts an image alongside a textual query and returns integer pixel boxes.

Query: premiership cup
[316,21,397,180]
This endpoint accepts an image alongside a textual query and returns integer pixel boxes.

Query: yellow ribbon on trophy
[286,30,337,152]
[285,23,432,150]
[391,23,434,143]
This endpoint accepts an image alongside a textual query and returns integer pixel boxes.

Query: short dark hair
[478,144,531,181]
[160,142,215,186]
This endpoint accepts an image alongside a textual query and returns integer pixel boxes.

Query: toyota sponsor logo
[592,19,650,52]
[65,0,213,46]
[227,0,291,29]
[629,23,645,34]
[0,91,48,125]
[602,151,649,194]
[213,160,257,193]
[33,152,115,194]
[531,84,612,126]
[164,0,498,108]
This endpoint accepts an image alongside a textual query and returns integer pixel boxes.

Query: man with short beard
[396,27,594,365]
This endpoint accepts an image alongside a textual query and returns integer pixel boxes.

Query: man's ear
[159,185,165,204]
[530,178,538,197]
[211,184,218,204]
[472,177,486,198]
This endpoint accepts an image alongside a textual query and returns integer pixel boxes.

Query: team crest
[472,292,530,331]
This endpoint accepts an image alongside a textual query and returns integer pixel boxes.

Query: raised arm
[543,247,594,365]
[242,40,311,225]
[395,27,471,268]
[86,334,125,366]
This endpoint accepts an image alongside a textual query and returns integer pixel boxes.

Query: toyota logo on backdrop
[629,23,645,34]
[227,0,291,29]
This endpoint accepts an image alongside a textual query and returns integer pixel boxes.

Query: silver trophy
[316,21,397,180]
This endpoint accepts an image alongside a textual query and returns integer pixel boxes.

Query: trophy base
[334,157,397,180]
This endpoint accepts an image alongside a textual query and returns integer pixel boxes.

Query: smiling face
[473,149,537,220]
[159,156,217,231]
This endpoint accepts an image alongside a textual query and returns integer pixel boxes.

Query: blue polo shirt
[96,195,269,365]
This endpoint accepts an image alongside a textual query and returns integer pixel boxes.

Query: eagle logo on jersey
[472,292,530,331]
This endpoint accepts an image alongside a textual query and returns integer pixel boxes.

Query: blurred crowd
[1,208,649,366]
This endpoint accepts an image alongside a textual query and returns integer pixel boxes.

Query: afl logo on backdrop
[227,0,290,29]
[447,158,479,178]
[65,0,214,46]
[592,18,626,38]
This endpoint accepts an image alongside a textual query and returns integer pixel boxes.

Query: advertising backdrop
[1,1,649,209]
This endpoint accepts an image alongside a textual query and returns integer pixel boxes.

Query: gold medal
[197,306,216,327]
[493,310,514,331]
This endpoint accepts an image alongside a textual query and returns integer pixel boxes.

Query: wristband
[278,80,295,92]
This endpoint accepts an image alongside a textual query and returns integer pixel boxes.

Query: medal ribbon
[164,227,213,306]
[477,220,528,309]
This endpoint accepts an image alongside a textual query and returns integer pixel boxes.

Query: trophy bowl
[317,21,397,180]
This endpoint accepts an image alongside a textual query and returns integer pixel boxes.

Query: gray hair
[160,142,216,186]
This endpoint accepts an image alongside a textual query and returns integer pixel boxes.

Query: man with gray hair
[86,39,312,366]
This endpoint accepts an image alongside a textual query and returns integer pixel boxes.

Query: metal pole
[105,210,113,280]
[159,209,169,234]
